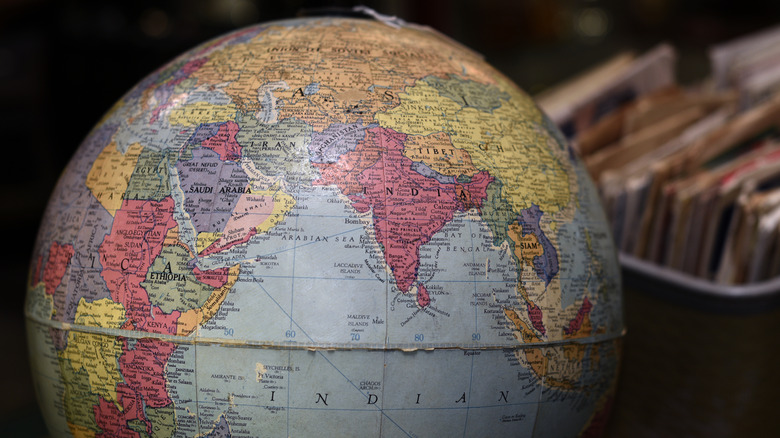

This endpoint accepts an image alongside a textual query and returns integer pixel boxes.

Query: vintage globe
[26,14,623,437]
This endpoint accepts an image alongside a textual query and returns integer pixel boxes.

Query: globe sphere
[26,15,623,437]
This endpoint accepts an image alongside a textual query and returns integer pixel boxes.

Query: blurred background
[4,0,780,435]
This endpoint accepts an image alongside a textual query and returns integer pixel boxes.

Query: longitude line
[313,350,412,437]
[463,218,478,436]
[304,122,411,437]
[275,25,296,438]
[286,179,302,436]
[248,277,414,437]
[190,129,231,437]
[367,58,393,438]
[462,352,476,438]
[379,348,387,435]
[194,331,200,436]
[287,349,291,435]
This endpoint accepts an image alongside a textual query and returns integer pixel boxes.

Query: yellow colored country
[376,81,571,214]
[86,142,143,216]
[503,307,540,344]
[177,264,241,336]
[72,297,125,329]
[191,21,488,131]
[61,298,125,408]
[67,423,96,438]
[196,232,222,254]
[255,185,296,235]
[403,132,478,177]
[503,308,581,391]
[168,101,237,126]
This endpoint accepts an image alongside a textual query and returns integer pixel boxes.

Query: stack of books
[537,25,780,284]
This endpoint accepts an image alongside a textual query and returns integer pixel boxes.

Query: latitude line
[24,311,626,350]
[27,356,560,413]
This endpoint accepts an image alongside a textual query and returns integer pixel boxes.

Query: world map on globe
[26,15,624,437]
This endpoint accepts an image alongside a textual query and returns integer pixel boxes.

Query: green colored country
[481,179,517,247]
[146,404,176,437]
[125,148,174,201]
[174,77,198,95]
[422,75,509,112]
[148,404,176,437]
[59,356,101,436]
[129,404,176,438]
[237,117,316,185]
[129,419,148,437]
[25,283,53,321]
[142,245,214,314]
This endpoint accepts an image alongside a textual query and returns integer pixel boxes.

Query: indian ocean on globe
[26,12,623,437]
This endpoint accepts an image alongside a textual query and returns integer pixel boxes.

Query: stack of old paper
[537,25,780,284]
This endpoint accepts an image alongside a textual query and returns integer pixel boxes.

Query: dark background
[3,0,780,435]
